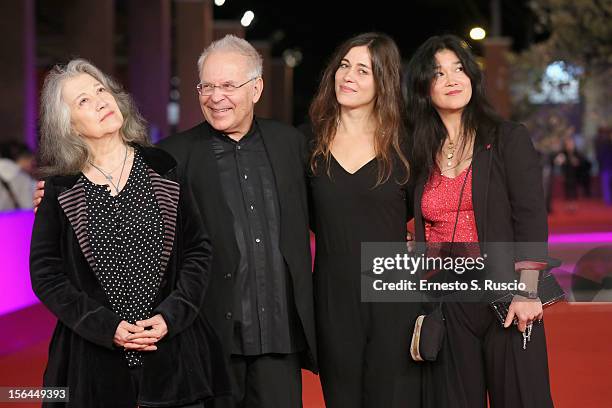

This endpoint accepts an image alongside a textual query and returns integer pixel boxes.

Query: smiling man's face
[198,51,263,140]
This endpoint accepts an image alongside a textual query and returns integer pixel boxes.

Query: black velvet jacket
[158,119,317,372]
[30,146,231,408]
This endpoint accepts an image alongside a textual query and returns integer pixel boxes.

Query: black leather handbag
[490,269,565,325]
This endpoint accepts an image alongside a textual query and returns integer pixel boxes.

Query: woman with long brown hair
[302,32,420,407]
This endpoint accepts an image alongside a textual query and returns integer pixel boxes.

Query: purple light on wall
[0,210,38,316]
[549,232,612,244]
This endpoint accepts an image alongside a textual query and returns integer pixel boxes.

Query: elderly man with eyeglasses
[158,35,316,408]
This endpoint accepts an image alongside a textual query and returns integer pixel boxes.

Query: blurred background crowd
[0,141,36,211]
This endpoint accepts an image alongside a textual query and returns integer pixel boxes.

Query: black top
[210,121,304,355]
[83,150,164,367]
[310,155,410,257]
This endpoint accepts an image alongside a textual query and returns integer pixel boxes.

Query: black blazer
[158,119,317,371]
[412,121,548,281]
[30,146,231,407]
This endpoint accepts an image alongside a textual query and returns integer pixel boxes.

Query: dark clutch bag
[490,271,566,324]
[410,306,445,362]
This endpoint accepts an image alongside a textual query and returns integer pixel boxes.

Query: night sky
[36,0,544,126]
[213,0,541,124]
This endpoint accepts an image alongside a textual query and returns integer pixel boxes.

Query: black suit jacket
[158,119,317,371]
[412,121,549,282]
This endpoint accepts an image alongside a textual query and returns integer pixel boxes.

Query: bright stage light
[469,27,486,40]
[241,10,255,27]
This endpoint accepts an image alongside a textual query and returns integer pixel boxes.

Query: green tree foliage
[510,0,612,155]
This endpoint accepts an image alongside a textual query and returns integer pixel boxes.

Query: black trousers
[207,353,302,408]
[130,367,206,408]
[423,302,554,408]
[315,261,422,408]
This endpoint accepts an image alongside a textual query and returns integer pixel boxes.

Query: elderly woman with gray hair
[31,59,229,407]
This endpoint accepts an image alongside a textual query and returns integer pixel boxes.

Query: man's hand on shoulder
[33,180,45,213]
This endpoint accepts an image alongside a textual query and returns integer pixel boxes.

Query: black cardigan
[30,146,230,407]
[412,121,549,281]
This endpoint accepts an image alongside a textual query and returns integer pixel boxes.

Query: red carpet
[2,197,611,407]
[1,302,610,407]
[548,198,612,234]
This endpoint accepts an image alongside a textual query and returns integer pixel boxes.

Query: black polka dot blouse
[82,150,164,367]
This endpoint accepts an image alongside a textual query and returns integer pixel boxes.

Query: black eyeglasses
[196,77,258,96]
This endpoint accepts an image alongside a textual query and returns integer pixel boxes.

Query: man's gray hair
[197,35,263,79]
[39,58,149,176]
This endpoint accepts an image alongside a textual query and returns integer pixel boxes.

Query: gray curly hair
[39,58,149,176]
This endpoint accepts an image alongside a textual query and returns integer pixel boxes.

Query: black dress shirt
[210,120,304,355]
